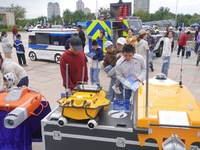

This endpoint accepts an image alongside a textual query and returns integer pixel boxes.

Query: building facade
[47,2,60,19]
[134,0,150,13]
[76,0,84,11]
[84,7,91,14]
[0,7,15,26]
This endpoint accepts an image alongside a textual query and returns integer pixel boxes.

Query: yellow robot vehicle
[134,73,200,150]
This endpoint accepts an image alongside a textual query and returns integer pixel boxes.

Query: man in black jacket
[76,25,86,51]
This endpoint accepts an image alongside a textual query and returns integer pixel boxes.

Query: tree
[0,14,3,22]
[153,7,175,20]
[189,13,200,25]
[63,9,73,25]
[49,15,62,25]
[72,10,87,22]
[98,7,110,19]
[133,9,151,22]
[9,4,26,25]
[85,13,96,21]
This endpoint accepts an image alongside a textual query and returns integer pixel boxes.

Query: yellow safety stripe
[123,31,128,37]
[86,20,98,36]
[98,21,111,36]
[92,30,100,40]
[123,20,129,29]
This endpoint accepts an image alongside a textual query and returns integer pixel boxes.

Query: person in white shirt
[161,31,173,77]
[0,53,29,89]
[116,44,146,100]
[0,31,13,59]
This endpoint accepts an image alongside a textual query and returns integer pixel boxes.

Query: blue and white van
[28,26,77,63]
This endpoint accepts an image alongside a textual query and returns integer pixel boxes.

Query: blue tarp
[190,23,200,27]
[77,22,86,27]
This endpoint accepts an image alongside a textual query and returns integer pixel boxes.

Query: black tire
[55,54,61,64]
[29,52,37,61]
[156,42,163,57]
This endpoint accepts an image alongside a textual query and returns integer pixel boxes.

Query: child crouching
[103,41,121,94]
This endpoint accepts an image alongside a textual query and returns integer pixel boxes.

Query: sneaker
[23,64,28,67]
[177,55,179,57]
[112,85,121,94]
[150,66,154,72]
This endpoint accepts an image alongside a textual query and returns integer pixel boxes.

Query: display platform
[42,103,158,150]
[0,101,51,150]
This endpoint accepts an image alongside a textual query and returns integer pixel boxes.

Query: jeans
[90,68,100,84]
[186,51,191,58]
[177,45,185,56]
[125,89,132,100]
[17,76,29,87]
[17,53,27,65]
[195,42,200,53]
[161,56,171,77]
[149,51,154,70]
[106,77,123,102]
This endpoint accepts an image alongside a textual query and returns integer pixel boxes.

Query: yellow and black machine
[53,57,200,149]
[57,65,110,129]
[135,73,200,150]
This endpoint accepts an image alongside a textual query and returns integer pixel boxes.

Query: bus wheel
[55,54,61,64]
[29,52,37,61]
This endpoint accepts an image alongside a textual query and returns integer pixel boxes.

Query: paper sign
[114,99,130,112]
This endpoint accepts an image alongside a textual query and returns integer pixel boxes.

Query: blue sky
[0,0,199,19]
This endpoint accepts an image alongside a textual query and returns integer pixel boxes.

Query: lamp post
[175,0,178,28]
[96,0,98,20]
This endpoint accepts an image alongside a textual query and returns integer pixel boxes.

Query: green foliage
[0,14,4,21]
[49,15,62,25]
[63,9,73,24]
[98,7,110,19]
[133,9,152,22]
[62,9,95,24]
[153,7,175,20]
[133,6,200,26]
[9,4,26,25]
[72,10,86,22]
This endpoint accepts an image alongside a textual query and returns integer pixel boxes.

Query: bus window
[35,33,50,45]
[29,35,36,44]
[129,20,142,30]
[50,35,71,46]
[113,21,123,29]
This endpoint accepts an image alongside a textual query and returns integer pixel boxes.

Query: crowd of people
[60,25,200,102]
[0,25,199,101]
[0,27,29,92]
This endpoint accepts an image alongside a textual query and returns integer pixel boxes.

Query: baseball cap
[169,26,173,30]
[117,37,126,45]
[138,29,147,35]
[69,37,83,51]
[104,41,113,49]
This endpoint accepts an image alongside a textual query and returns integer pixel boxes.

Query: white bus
[28,26,77,63]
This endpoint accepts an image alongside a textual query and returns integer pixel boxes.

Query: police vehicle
[86,16,143,52]
[86,17,163,57]
[28,26,77,63]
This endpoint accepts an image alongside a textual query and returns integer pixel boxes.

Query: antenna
[66,64,69,98]
[179,55,184,88]
[145,49,149,117]
[82,67,85,89]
